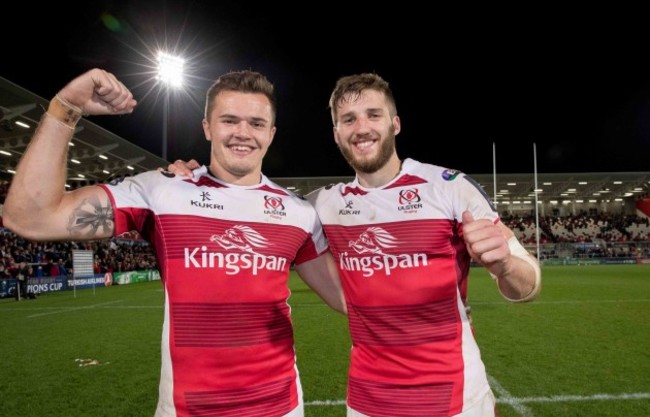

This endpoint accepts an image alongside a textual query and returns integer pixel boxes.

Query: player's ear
[392,115,401,135]
[202,118,211,141]
[333,125,341,145]
[269,125,277,145]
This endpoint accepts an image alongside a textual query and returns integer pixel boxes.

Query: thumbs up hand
[462,210,511,277]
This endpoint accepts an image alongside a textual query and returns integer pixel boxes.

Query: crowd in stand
[503,212,650,244]
[502,212,650,259]
[0,229,157,280]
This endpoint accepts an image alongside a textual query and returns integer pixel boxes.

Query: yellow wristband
[47,95,83,129]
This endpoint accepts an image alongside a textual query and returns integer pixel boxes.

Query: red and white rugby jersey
[306,158,499,417]
[100,166,327,417]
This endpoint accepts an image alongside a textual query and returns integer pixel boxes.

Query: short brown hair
[329,73,396,124]
[205,70,277,123]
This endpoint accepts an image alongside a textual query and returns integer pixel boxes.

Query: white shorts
[284,403,303,417]
[347,389,496,417]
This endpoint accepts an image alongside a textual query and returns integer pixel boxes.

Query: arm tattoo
[67,195,114,238]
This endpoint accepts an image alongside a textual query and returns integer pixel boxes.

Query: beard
[337,126,396,174]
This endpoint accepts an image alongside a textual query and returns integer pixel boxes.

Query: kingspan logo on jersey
[339,227,428,277]
[184,225,287,275]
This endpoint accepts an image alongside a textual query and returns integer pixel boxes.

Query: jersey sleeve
[98,171,160,237]
[453,173,500,223]
[293,199,329,266]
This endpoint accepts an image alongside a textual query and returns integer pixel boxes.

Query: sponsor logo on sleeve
[442,169,460,181]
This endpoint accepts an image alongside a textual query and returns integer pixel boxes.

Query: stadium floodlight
[157,52,185,161]
[157,52,185,88]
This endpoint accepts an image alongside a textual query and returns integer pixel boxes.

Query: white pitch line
[100,305,161,309]
[305,392,650,409]
[488,375,535,417]
[305,400,346,406]
[471,299,650,305]
[27,300,123,318]
[501,392,650,403]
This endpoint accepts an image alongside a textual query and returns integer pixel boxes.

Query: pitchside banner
[0,270,161,298]
[28,276,68,293]
[112,270,161,285]
[68,274,109,289]
[67,270,161,288]
[0,276,68,298]
[543,258,640,266]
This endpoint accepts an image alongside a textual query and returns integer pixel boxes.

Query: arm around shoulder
[294,251,347,315]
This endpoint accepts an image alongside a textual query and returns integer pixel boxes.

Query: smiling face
[202,90,276,185]
[333,89,401,175]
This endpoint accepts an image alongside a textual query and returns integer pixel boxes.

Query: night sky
[3,2,650,177]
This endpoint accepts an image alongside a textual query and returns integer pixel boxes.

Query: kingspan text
[339,252,428,277]
[184,246,287,275]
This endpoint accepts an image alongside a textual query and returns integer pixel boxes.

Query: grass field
[1,264,648,416]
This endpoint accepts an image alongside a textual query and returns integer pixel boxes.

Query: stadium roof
[271,172,650,204]
[0,75,169,187]
[1,76,649,203]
